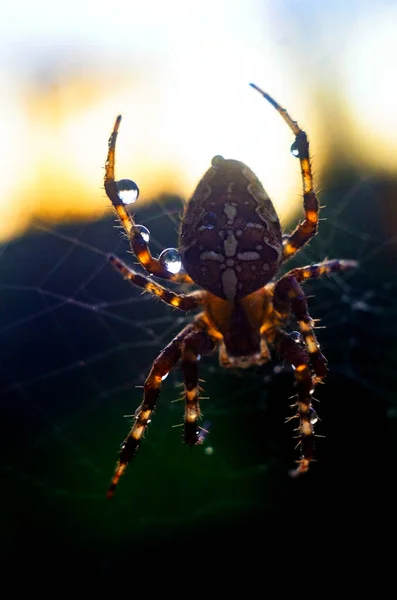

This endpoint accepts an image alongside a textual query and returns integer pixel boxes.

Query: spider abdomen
[179,156,282,301]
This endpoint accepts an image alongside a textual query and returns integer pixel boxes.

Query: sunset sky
[1,0,396,242]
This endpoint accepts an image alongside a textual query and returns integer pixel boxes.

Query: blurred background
[1,0,397,576]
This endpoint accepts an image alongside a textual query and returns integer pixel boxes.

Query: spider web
[1,170,396,571]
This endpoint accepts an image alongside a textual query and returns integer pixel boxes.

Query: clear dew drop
[290,331,302,343]
[290,141,300,158]
[135,224,150,243]
[202,212,217,230]
[308,408,319,425]
[116,179,140,204]
[159,248,182,274]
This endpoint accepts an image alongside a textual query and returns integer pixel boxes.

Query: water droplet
[211,155,224,167]
[159,248,182,274]
[308,408,319,425]
[135,224,150,243]
[202,212,217,229]
[290,141,300,158]
[290,331,302,344]
[161,372,169,381]
[116,179,140,204]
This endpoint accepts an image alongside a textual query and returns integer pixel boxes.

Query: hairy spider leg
[285,259,359,283]
[107,323,199,498]
[269,258,358,474]
[273,273,327,381]
[108,255,204,310]
[250,83,319,262]
[274,330,316,476]
[180,328,215,445]
[104,115,192,284]
[282,258,358,376]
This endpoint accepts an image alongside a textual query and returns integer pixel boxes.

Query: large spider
[104,84,357,498]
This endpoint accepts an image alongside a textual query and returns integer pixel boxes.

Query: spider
[104,83,357,498]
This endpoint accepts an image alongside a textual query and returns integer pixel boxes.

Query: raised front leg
[104,115,192,283]
[250,84,319,262]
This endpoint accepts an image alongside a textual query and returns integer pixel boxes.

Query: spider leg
[108,254,204,311]
[107,322,201,498]
[283,258,358,282]
[274,330,317,475]
[273,273,327,382]
[104,115,192,284]
[250,84,319,262]
[180,325,216,445]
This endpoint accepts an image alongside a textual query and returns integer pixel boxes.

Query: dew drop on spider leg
[290,331,302,343]
[116,179,140,204]
[135,224,150,243]
[290,141,300,158]
[159,248,182,274]
[308,407,319,425]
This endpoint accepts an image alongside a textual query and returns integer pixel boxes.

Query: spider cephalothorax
[103,83,357,498]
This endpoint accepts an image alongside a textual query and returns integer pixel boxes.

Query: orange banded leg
[108,255,204,311]
[104,115,192,283]
[274,274,327,382]
[107,323,198,498]
[285,259,359,283]
[181,330,215,445]
[250,84,319,262]
[274,330,317,476]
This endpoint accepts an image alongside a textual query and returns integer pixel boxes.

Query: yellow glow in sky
[0,0,315,242]
[343,4,397,170]
[1,1,396,244]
